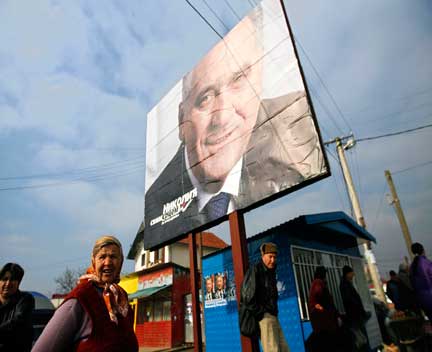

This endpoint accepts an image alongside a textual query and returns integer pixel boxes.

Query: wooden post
[188,232,203,352]
[229,211,259,352]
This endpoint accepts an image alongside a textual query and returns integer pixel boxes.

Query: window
[136,298,171,323]
[137,299,152,324]
[291,246,352,320]
[141,253,146,267]
[163,301,171,321]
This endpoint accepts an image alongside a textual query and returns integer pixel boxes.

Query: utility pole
[326,135,386,301]
[384,170,414,261]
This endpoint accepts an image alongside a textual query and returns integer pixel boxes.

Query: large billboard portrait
[144,0,329,249]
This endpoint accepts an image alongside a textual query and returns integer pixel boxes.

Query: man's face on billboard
[179,16,263,191]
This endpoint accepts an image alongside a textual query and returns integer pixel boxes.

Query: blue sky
[1,0,431,296]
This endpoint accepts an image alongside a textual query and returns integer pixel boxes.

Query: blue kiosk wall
[202,212,373,352]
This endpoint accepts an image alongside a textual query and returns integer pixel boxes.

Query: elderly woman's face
[92,244,122,284]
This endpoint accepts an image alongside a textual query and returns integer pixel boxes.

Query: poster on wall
[204,271,236,308]
[144,0,329,249]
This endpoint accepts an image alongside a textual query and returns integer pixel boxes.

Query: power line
[393,160,432,175]
[184,0,223,39]
[0,166,144,192]
[294,38,352,134]
[222,0,241,21]
[201,0,230,32]
[0,155,145,181]
[356,123,432,142]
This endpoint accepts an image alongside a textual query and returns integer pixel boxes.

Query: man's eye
[196,92,215,109]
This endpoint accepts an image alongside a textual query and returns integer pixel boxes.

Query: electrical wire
[201,0,230,32]
[0,166,144,191]
[184,0,223,39]
[392,160,432,175]
[222,0,241,21]
[0,155,145,181]
[356,123,432,142]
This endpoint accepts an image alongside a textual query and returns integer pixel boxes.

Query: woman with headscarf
[306,266,347,352]
[32,235,138,352]
[409,242,432,321]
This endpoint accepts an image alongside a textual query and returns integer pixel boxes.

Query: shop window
[137,299,151,324]
[154,301,163,321]
[163,301,171,321]
[291,246,352,320]
[136,298,171,323]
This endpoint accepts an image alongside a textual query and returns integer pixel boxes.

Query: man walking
[240,242,290,352]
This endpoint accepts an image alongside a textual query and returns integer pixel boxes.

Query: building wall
[136,321,171,348]
[119,274,138,294]
[170,244,189,268]
[202,228,365,352]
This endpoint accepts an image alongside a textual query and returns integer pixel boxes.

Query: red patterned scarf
[78,270,128,324]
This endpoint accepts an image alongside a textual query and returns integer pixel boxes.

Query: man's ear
[178,102,185,142]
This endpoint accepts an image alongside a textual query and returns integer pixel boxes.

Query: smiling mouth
[206,129,234,147]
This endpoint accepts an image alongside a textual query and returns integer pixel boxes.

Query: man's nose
[210,92,235,126]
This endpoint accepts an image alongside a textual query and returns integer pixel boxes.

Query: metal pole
[384,170,414,261]
[229,211,259,352]
[188,232,203,352]
[335,138,386,302]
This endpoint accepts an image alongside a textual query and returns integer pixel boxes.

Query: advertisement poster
[144,0,329,249]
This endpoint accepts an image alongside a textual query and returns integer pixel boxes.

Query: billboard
[144,0,329,249]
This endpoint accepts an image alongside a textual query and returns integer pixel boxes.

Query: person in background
[32,235,138,352]
[339,265,371,352]
[240,242,290,352]
[0,263,34,352]
[409,242,432,321]
[307,266,347,352]
[386,270,402,310]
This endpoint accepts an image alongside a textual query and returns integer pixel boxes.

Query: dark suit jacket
[144,91,326,249]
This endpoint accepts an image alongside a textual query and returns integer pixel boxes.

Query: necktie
[203,192,231,222]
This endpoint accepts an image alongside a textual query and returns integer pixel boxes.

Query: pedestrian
[340,265,371,352]
[306,266,347,352]
[396,263,419,315]
[239,242,290,352]
[32,235,138,352]
[0,263,35,352]
[409,242,432,321]
[386,270,402,310]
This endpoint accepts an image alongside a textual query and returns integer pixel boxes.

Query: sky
[1,0,431,297]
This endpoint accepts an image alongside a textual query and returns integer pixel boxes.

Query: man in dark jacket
[339,265,370,352]
[386,270,401,309]
[0,263,34,352]
[240,242,289,352]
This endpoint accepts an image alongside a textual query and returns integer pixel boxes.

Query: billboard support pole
[188,232,203,352]
[229,211,259,352]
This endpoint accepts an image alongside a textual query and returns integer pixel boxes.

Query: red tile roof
[178,232,228,249]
